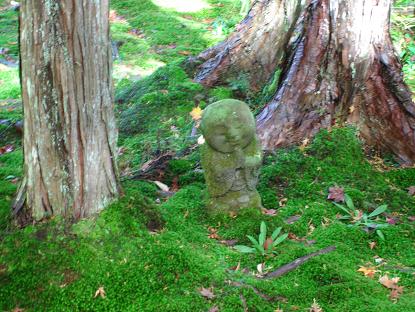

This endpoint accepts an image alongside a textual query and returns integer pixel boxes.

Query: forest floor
[1,0,415,311]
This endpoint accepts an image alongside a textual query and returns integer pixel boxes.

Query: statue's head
[200,99,256,153]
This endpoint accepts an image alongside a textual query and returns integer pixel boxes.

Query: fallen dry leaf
[228,261,240,272]
[257,262,265,275]
[12,308,24,312]
[407,186,415,196]
[208,227,220,240]
[199,287,215,299]
[262,208,277,216]
[202,18,215,24]
[379,275,404,301]
[351,210,364,223]
[386,217,397,225]
[299,138,310,151]
[327,186,345,202]
[229,211,237,218]
[0,144,14,155]
[285,215,301,224]
[357,266,377,278]
[179,50,191,56]
[408,216,415,222]
[288,233,306,242]
[219,239,238,246]
[153,181,169,192]
[190,106,203,121]
[279,198,288,207]
[379,275,400,289]
[321,217,331,228]
[369,241,376,250]
[390,285,404,301]
[309,299,323,312]
[94,286,106,299]
[307,222,315,235]
[209,306,219,312]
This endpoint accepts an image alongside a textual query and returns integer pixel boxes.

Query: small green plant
[234,221,288,256]
[333,195,389,239]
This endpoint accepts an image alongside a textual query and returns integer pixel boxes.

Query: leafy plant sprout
[333,194,389,240]
[234,221,288,256]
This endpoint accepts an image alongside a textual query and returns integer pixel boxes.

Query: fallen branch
[263,245,336,279]
[383,265,415,274]
[121,144,199,181]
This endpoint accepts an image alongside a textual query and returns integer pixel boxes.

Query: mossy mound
[1,127,414,311]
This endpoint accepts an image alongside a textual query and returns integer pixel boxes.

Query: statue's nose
[228,129,239,141]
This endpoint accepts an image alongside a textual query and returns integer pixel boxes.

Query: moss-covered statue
[200,99,263,215]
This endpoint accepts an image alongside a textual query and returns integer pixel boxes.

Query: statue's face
[201,100,256,153]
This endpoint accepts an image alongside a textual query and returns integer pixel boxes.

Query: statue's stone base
[206,189,262,215]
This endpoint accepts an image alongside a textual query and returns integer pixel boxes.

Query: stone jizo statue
[200,99,263,214]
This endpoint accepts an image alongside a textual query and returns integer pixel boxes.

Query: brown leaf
[208,227,220,240]
[386,217,397,225]
[369,241,376,250]
[307,221,315,235]
[357,266,377,278]
[321,217,331,228]
[379,275,404,301]
[94,286,106,299]
[327,186,345,202]
[179,50,192,56]
[202,18,215,24]
[351,210,364,223]
[408,216,415,222]
[182,15,194,20]
[199,287,215,299]
[257,262,265,275]
[279,198,288,207]
[0,144,14,155]
[285,215,301,224]
[12,308,25,312]
[228,261,240,272]
[219,239,238,246]
[309,299,323,312]
[209,306,219,312]
[109,10,127,23]
[128,28,145,38]
[262,208,277,216]
[389,285,404,301]
[379,275,399,289]
[229,211,238,218]
[407,186,415,196]
[288,233,305,242]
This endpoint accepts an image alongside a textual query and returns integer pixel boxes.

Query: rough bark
[194,0,415,164]
[192,0,307,91]
[14,0,120,224]
[256,0,415,164]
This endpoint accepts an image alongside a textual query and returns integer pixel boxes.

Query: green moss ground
[1,1,415,311]
[1,128,415,311]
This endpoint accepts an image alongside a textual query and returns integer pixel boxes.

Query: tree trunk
[14,0,120,224]
[194,0,415,165]
[192,0,307,91]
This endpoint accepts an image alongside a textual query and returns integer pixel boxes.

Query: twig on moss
[262,245,336,279]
